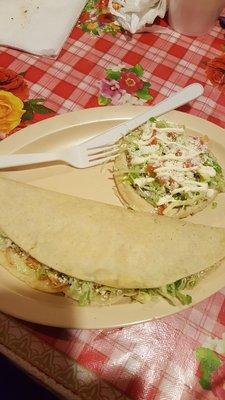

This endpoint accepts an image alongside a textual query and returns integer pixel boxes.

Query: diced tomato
[146,164,156,174]
[167,132,176,140]
[157,204,166,215]
[184,159,194,168]
[151,137,158,145]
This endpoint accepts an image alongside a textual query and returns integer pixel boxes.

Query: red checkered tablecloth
[0,5,225,400]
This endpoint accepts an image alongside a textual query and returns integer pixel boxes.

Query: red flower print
[96,0,109,9]
[211,361,225,400]
[0,67,29,100]
[205,53,225,90]
[79,11,90,23]
[97,12,114,24]
[119,71,144,94]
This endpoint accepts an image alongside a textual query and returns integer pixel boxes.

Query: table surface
[0,2,225,399]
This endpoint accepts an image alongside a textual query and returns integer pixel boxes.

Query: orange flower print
[205,53,225,90]
[0,67,29,100]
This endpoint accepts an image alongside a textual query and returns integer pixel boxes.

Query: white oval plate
[0,106,225,329]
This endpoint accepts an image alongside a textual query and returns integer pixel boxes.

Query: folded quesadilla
[114,118,225,218]
[0,177,224,306]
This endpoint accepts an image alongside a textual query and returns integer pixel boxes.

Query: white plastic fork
[0,83,203,169]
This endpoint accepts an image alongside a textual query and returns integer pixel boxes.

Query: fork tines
[87,143,119,165]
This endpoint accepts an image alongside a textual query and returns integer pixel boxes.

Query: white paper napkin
[109,0,167,34]
[0,0,87,56]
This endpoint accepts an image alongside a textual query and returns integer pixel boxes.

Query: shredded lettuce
[36,266,48,281]
[67,280,94,306]
[205,157,222,174]
[123,164,144,184]
[136,181,166,207]
[120,118,225,215]
[38,266,205,307]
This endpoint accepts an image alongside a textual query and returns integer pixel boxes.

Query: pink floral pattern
[98,79,125,104]
[98,64,153,106]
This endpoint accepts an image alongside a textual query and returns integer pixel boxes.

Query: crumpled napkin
[109,0,168,34]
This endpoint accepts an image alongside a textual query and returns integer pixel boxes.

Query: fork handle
[0,152,58,169]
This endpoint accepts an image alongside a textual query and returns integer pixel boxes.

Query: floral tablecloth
[0,2,225,399]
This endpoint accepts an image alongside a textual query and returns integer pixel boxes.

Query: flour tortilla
[114,153,218,218]
[0,177,225,289]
